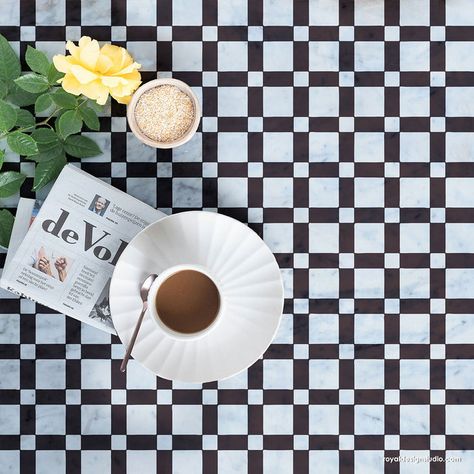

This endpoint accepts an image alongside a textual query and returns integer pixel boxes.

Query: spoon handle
[120,302,148,372]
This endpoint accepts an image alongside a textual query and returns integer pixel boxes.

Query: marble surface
[0,0,474,473]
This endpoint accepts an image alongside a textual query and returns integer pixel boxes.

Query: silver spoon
[120,274,157,372]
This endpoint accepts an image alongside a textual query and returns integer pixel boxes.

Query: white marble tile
[399,268,430,299]
[127,178,157,208]
[36,0,65,25]
[172,42,202,71]
[263,42,293,71]
[81,0,111,25]
[218,133,247,162]
[446,269,474,298]
[446,314,474,344]
[309,132,339,162]
[399,178,430,208]
[263,0,293,25]
[309,359,339,388]
[355,42,384,71]
[36,405,65,435]
[355,314,384,344]
[80,360,111,389]
[309,268,339,298]
[309,87,339,116]
[0,360,19,390]
[218,178,248,207]
[400,0,430,25]
[445,405,474,434]
[81,405,111,434]
[309,223,339,253]
[308,314,339,344]
[218,451,248,474]
[217,405,247,434]
[309,42,339,71]
[400,360,430,389]
[0,314,20,344]
[355,405,384,434]
[263,405,293,434]
[263,360,293,389]
[264,223,294,253]
[354,132,385,162]
[400,41,430,71]
[0,0,19,25]
[172,0,202,25]
[446,87,474,116]
[400,314,430,344]
[309,405,339,434]
[400,405,430,435]
[263,87,293,116]
[36,452,65,474]
[129,451,158,474]
[127,405,157,434]
[355,0,384,25]
[36,360,65,389]
[309,451,339,474]
[354,360,384,389]
[309,0,339,25]
[218,42,248,71]
[82,452,111,473]
[263,132,293,162]
[446,0,474,25]
[218,87,248,116]
[446,360,474,389]
[172,178,202,208]
[263,178,293,207]
[218,0,247,25]
[355,223,384,253]
[126,0,156,25]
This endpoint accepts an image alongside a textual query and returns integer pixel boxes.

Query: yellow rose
[53,36,141,105]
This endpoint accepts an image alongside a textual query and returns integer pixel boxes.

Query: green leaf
[34,93,52,114]
[28,143,63,163]
[7,83,39,106]
[78,104,100,131]
[64,135,102,158]
[15,109,35,129]
[14,73,49,94]
[25,45,50,76]
[0,99,17,132]
[31,127,57,144]
[0,171,26,197]
[0,149,4,170]
[33,153,67,190]
[47,64,64,85]
[0,209,14,248]
[0,81,7,99]
[7,131,39,156]
[57,110,82,139]
[28,134,63,162]
[0,34,21,84]
[51,88,76,109]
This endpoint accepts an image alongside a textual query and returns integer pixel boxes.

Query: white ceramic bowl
[110,211,284,383]
[127,78,201,149]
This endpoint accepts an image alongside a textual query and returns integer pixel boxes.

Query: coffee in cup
[153,269,220,335]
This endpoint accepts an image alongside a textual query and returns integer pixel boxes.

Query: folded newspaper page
[1,165,165,334]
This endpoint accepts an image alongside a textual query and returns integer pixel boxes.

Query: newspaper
[0,165,165,334]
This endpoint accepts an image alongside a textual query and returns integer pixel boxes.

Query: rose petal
[53,55,75,74]
[114,62,141,76]
[79,38,100,71]
[70,64,98,84]
[96,52,114,74]
[61,74,83,96]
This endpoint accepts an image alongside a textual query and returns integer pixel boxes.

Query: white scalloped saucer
[109,211,284,383]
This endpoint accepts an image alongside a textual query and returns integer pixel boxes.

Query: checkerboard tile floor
[0,0,474,472]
